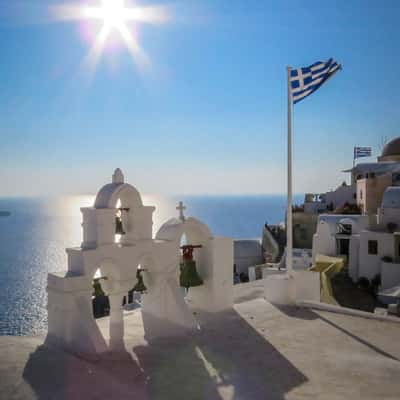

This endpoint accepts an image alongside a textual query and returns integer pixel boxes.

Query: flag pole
[286,66,293,277]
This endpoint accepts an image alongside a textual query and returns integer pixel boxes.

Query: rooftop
[1,298,399,400]
[380,137,400,161]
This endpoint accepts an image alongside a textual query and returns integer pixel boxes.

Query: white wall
[325,184,356,208]
[263,270,320,305]
[312,221,336,261]
[348,236,360,281]
[378,207,400,228]
[312,214,369,264]
[234,240,263,275]
[188,236,234,312]
[262,267,285,279]
[359,231,394,279]
[381,261,400,289]
[293,271,320,302]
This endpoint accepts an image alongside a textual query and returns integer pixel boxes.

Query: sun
[85,0,129,31]
[50,0,170,73]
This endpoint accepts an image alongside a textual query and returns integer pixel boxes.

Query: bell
[133,269,147,293]
[92,278,105,297]
[179,260,203,289]
[115,216,125,235]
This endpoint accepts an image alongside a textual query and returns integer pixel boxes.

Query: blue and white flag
[290,58,341,104]
[354,146,372,159]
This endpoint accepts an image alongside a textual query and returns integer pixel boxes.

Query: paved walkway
[1,299,400,399]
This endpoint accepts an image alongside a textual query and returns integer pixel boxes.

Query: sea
[0,194,303,336]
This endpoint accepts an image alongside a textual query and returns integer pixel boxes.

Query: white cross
[176,201,186,222]
[292,68,311,90]
[296,69,307,89]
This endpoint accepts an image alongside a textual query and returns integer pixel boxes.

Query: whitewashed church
[46,169,233,356]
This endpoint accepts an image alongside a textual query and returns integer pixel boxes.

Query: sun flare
[51,0,170,74]
[85,0,129,31]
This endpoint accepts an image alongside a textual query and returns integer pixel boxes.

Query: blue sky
[1,0,399,196]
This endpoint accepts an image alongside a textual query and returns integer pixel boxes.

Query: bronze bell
[115,216,125,235]
[180,260,203,289]
[179,245,203,290]
[92,278,105,297]
[133,269,147,293]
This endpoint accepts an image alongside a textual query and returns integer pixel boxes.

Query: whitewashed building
[312,214,369,280]
[309,137,400,291]
[302,137,400,216]
[313,186,400,289]
[46,169,234,356]
[303,183,356,214]
[233,239,263,276]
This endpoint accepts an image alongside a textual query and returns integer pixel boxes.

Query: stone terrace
[1,298,400,400]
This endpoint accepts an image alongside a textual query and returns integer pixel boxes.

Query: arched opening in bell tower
[178,232,204,296]
[114,198,131,244]
[123,263,145,311]
[115,199,124,243]
[92,268,110,319]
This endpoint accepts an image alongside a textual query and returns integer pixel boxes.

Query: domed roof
[381,186,400,209]
[94,168,143,209]
[381,137,400,159]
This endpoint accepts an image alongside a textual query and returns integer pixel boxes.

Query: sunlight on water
[0,195,95,336]
[0,194,180,336]
[0,193,301,336]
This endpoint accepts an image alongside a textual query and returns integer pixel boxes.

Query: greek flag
[290,59,341,104]
[354,146,372,159]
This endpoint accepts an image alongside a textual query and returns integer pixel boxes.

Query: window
[338,223,352,235]
[368,240,378,255]
[338,239,350,255]
[359,189,363,200]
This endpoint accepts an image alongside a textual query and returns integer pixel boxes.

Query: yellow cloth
[309,254,345,305]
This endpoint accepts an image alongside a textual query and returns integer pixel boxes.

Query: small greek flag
[290,58,341,104]
[354,146,372,159]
